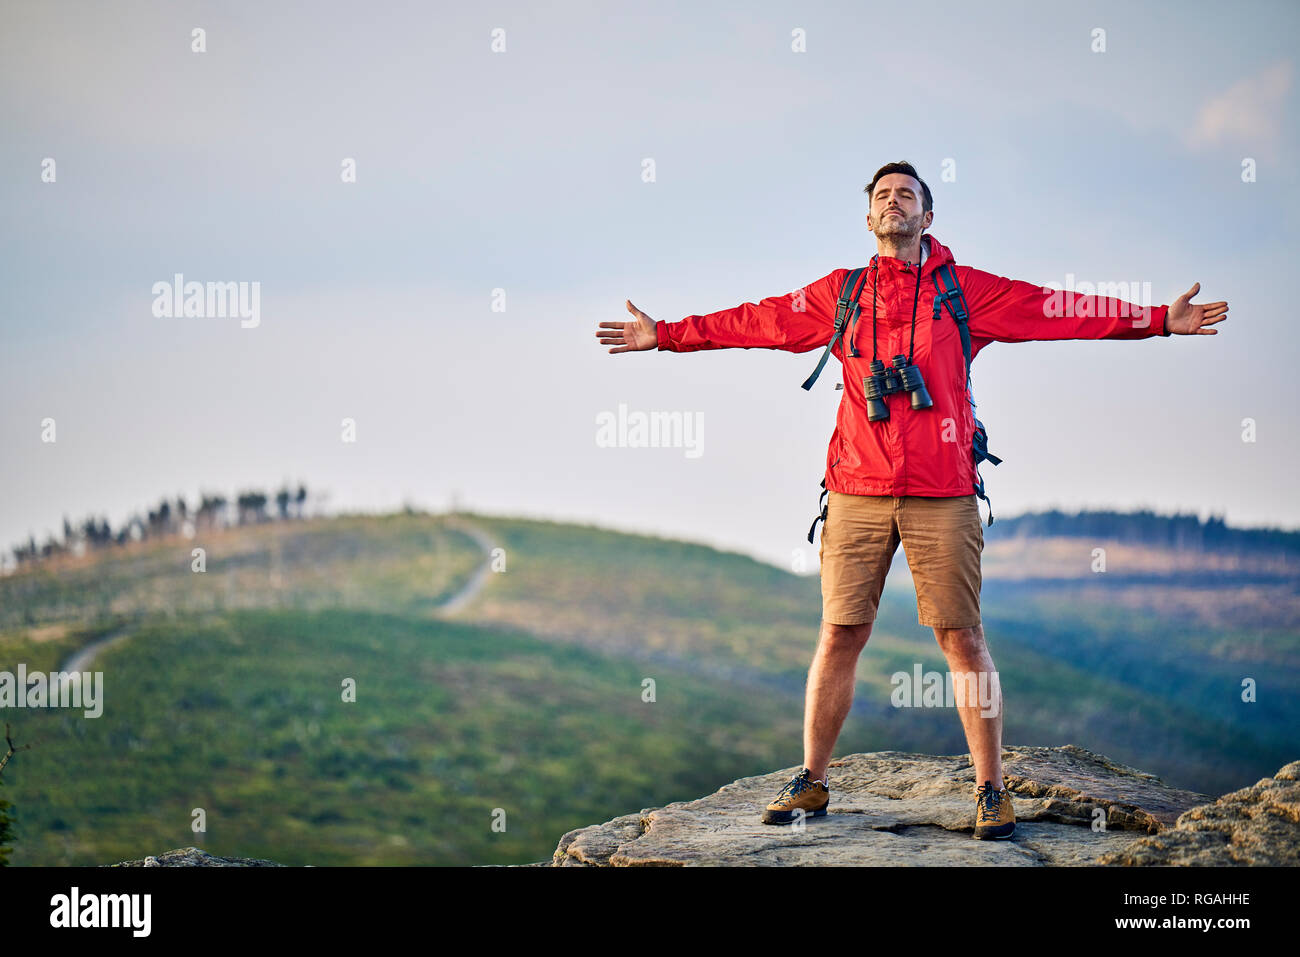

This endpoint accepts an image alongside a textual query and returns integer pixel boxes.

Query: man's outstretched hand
[597,301,658,353]
[1165,282,1229,335]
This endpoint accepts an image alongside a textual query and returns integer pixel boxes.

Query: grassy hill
[452,513,1299,795]
[0,509,1295,865]
[0,512,486,629]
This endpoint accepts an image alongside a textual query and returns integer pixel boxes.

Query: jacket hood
[923,233,955,273]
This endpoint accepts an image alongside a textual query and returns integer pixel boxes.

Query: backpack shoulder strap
[801,267,869,391]
[931,263,972,382]
[931,262,1001,527]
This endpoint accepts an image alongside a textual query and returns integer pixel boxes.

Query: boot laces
[976,782,1004,823]
[777,770,814,802]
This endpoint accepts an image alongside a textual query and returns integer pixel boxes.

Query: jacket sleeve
[656,269,847,353]
[956,265,1170,351]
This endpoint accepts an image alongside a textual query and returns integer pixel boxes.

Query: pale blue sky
[2,0,1297,571]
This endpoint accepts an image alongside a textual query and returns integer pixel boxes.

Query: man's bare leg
[803,619,874,782]
[933,622,1003,786]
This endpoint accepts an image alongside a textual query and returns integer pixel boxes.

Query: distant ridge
[985,507,1300,556]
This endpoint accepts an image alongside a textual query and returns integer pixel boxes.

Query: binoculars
[864,355,932,421]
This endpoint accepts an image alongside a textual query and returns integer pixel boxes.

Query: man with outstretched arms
[596,160,1228,840]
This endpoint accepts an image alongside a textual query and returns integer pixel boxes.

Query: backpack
[803,261,1003,544]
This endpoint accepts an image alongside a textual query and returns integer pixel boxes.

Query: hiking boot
[973,778,1015,840]
[761,767,829,825]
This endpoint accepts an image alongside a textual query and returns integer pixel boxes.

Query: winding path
[434,520,500,616]
[60,629,133,674]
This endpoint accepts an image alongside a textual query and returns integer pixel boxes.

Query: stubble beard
[873,211,924,252]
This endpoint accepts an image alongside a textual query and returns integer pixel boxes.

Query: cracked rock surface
[1098,759,1300,866]
[551,745,1221,866]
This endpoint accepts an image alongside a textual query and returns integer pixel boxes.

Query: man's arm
[956,266,1171,351]
[654,269,847,353]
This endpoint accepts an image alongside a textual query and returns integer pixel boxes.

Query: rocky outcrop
[551,745,1261,866]
[106,846,284,867]
[1097,759,1300,866]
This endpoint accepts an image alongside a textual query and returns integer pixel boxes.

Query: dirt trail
[434,520,499,615]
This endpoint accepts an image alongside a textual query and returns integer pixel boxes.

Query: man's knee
[820,619,873,653]
[933,623,985,657]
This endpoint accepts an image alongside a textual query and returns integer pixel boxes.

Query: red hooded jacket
[655,233,1170,498]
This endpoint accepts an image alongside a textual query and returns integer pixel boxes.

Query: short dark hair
[864,161,933,214]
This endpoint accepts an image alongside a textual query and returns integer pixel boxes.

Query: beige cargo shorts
[818,490,983,629]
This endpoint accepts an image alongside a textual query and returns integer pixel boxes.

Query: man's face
[867,172,932,242]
